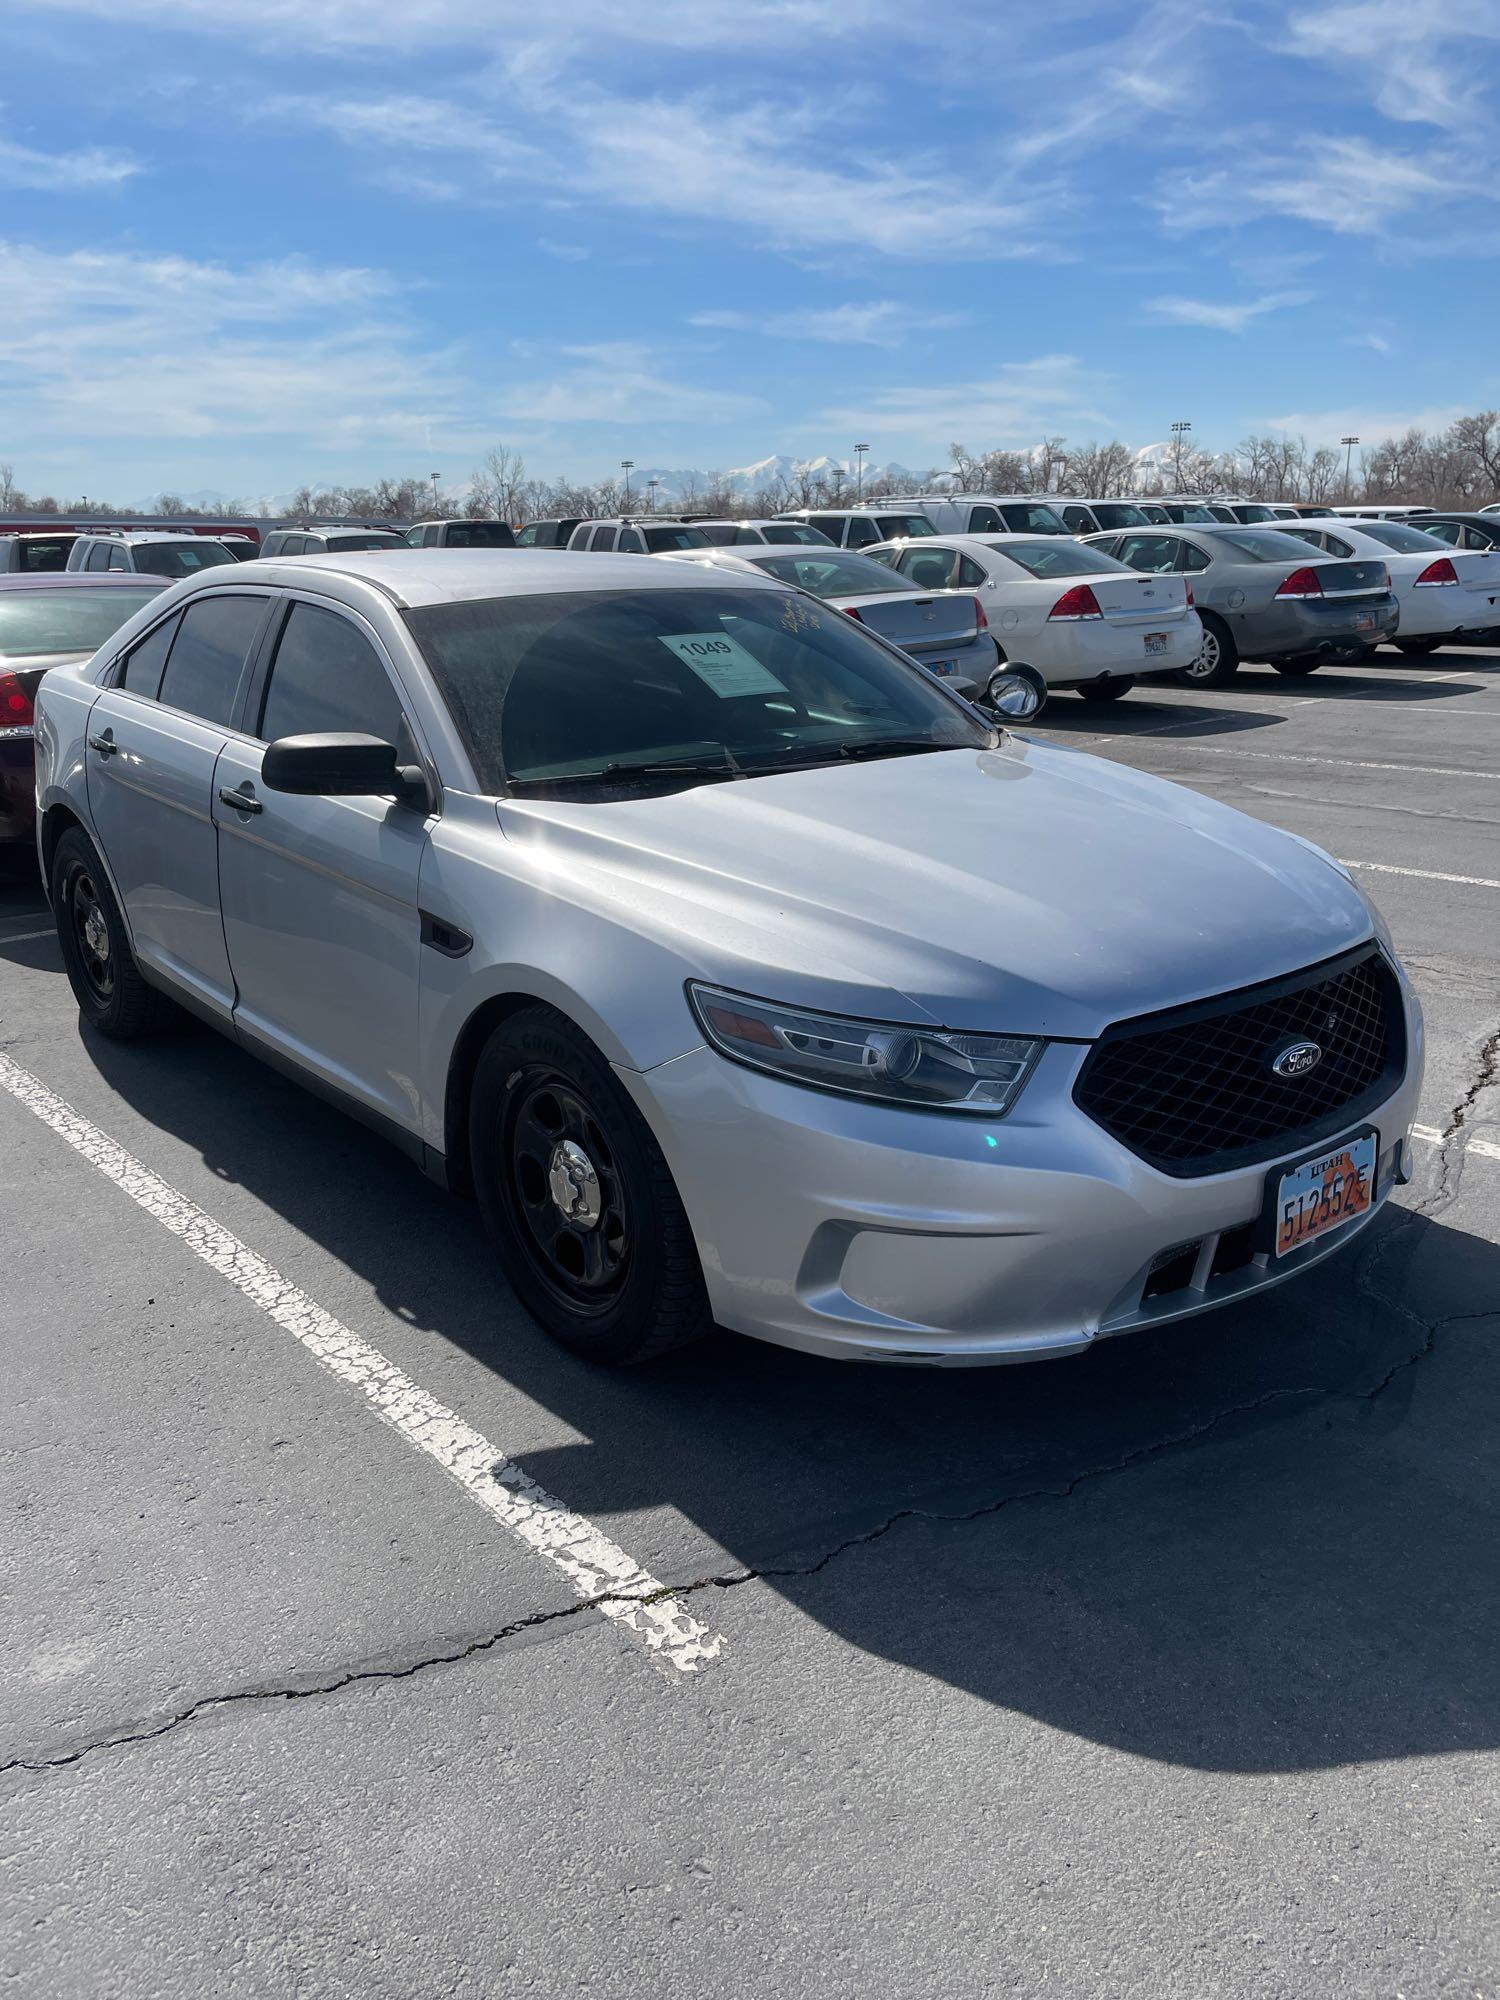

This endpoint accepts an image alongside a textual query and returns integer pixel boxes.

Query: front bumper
[619,969,1423,1366]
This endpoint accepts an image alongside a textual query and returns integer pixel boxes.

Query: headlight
[688,984,1044,1114]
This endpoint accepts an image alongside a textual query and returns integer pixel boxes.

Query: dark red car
[0,573,166,847]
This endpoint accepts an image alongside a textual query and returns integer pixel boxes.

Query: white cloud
[1144,290,1312,333]
[1279,0,1500,132]
[0,120,140,192]
[1260,402,1471,441]
[1156,136,1482,235]
[690,301,963,346]
[495,343,765,427]
[819,355,1112,446]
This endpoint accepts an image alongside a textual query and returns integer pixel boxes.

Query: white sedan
[866,534,1202,707]
[1283,517,1500,656]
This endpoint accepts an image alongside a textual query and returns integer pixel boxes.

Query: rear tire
[1272,658,1322,677]
[1075,677,1135,703]
[50,826,175,1039]
[469,1005,712,1365]
[1396,637,1443,657]
[1178,615,1240,687]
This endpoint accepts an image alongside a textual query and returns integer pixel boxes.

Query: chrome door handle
[218,785,263,815]
[88,732,117,757]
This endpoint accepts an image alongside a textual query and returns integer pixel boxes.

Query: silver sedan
[35,552,1422,1367]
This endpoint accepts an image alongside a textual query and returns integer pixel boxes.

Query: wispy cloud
[819,355,1111,446]
[1278,0,1500,132]
[1156,135,1481,235]
[496,342,765,427]
[1261,401,1471,440]
[0,119,140,192]
[1144,290,1312,333]
[691,301,963,346]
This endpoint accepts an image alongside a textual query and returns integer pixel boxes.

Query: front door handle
[218,785,263,815]
[88,731,117,758]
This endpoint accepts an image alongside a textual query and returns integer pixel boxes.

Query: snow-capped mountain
[622,455,925,504]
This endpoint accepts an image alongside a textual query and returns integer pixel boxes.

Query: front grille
[1074,945,1405,1177]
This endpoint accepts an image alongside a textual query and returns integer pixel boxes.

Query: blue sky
[3,0,1498,500]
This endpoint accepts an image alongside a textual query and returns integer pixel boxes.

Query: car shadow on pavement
[76,1015,1500,1777]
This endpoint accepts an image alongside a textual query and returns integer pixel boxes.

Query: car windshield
[1344,520,1454,553]
[998,504,1067,533]
[871,514,935,538]
[746,552,909,597]
[985,539,1125,578]
[759,524,834,545]
[1089,504,1149,528]
[0,586,160,657]
[642,526,711,552]
[442,522,516,547]
[1217,528,1340,562]
[325,533,404,550]
[132,541,237,576]
[404,585,989,797]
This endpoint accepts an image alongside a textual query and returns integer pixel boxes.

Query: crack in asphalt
[8,1027,1496,1786]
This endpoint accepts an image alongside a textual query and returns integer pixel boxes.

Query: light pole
[430,472,440,512]
[621,460,634,508]
[854,442,869,500]
[1170,420,1192,489]
[647,477,660,514]
[1341,435,1359,502]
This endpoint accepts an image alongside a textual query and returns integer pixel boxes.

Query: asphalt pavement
[3,643,1497,1999]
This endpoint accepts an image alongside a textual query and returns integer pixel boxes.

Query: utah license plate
[1144,632,1169,655]
[930,659,958,675]
[1272,1130,1377,1258]
[1354,611,1378,632]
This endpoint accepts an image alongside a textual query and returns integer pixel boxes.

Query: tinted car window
[1114,534,1178,573]
[323,533,403,552]
[156,595,267,725]
[1059,507,1095,533]
[445,521,517,548]
[955,554,988,587]
[872,515,935,539]
[0,587,161,660]
[133,541,237,577]
[967,506,1001,533]
[807,517,842,541]
[1217,528,1336,563]
[405,586,988,796]
[86,543,113,572]
[897,547,958,590]
[259,601,406,746]
[107,547,131,572]
[986,539,1125,578]
[1176,542,1211,572]
[18,537,75,572]
[1421,521,1460,546]
[1090,504,1149,530]
[618,528,646,553]
[642,527,710,552]
[119,614,182,699]
[588,526,616,552]
[998,504,1067,533]
[845,518,878,547]
[749,552,908,597]
[515,525,539,546]
[760,524,832,545]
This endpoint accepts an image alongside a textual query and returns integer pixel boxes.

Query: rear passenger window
[86,544,113,572]
[118,616,181,699]
[157,595,267,726]
[845,519,878,547]
[956,555,988,587]
[617,528,645,553]
[107,547,130,572]
[258,601,406,749]
[588,526,616,552]
[968,507,1001,533]
[1060,508,1094,533]
[1177,543,1211,572]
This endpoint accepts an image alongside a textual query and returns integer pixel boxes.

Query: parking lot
[2,642,1497,1997]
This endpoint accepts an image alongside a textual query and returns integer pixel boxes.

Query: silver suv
[259,526,406,557]
[66,533,238,578]
[564,519,714,554]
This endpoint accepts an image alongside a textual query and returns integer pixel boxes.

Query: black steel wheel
[470,1005,711,1364]
[50,826,175,1038]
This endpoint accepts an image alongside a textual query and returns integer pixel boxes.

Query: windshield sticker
[660,630,787,699]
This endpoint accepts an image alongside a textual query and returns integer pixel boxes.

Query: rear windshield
[404,585,986,795]
[1341,520,1452,553]
[1088,504,1149,529]
[12,537,77,572]
[642,526,711,552]
[985,539,1125,578]
[758,524,834,545]
[1217,528,1338,562]
[747,552,908,597]
[870,514,935,538]
[324,532,404,551]
[1233,505,1276,523]
[998,503,1067,534]
[697,524,739,545]
[0,586,161,657]
[133,541,237,577]
[1169,505,1217,523]
[442,521,517,548]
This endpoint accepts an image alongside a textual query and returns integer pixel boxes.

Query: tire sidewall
[52,828,128,1032]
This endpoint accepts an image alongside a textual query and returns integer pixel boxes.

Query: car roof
[184,549,790,609]
[81,530,209,545]
[0,572,169,593]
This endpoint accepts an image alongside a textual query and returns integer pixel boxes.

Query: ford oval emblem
[1271,1039,1322,1079]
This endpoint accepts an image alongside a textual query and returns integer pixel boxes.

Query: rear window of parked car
[753,525,832,545]
[998,505,1067,533]
[871,515,935,539]
[1343,520,1454,553]
[1218,529,1337,563]
[156,595,268,724]
[323,533,404,551]
[641,526,711,552]
[0,587,161,658]
[985,540,1126,578]
[748,552,908,597]
[133,541,237,577]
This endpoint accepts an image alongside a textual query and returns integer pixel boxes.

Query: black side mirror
[261,732,425,804]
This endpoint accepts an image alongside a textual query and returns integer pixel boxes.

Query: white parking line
[0,1051,725,1677]
[1184,747,1497,781]
[1412,1124,1500,1164]
[0,928,57,945]
[1337,858,1500,890]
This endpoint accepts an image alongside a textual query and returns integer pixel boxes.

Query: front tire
[1178,615,1240,687]
[1397,637,1443,657]
[51,826,175,1039]
[469,1005,711,1365]
[1272,658,1322,677]
[1075,676,1135,703]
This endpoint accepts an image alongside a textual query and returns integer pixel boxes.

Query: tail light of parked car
[1048,584,1104,621]
[843,606,863,621]
[1185,583,1195,606]
[0,672,36,732]
[1274,567,1324,599]
[1414,557,1459,587]
[973,597,988,630]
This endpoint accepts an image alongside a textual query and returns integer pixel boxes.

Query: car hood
[497,737,1375,1040]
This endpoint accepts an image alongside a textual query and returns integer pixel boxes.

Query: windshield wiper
[505,746,747,792]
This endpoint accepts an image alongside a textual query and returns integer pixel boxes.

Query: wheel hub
[82,907,109,960]
[547,1139,602,1230]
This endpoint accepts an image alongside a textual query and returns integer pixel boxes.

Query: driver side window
[257,601,411,757]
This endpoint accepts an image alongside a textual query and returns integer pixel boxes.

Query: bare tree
[469,445,529,523]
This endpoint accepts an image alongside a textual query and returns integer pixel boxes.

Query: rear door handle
[218,785,263,815]
[88,731,117,758]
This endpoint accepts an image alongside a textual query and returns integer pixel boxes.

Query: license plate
[1271,1130,1377,1258]
[1144,633,1169,655]
[929,658,958,675]
[1353,611,1378,632]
